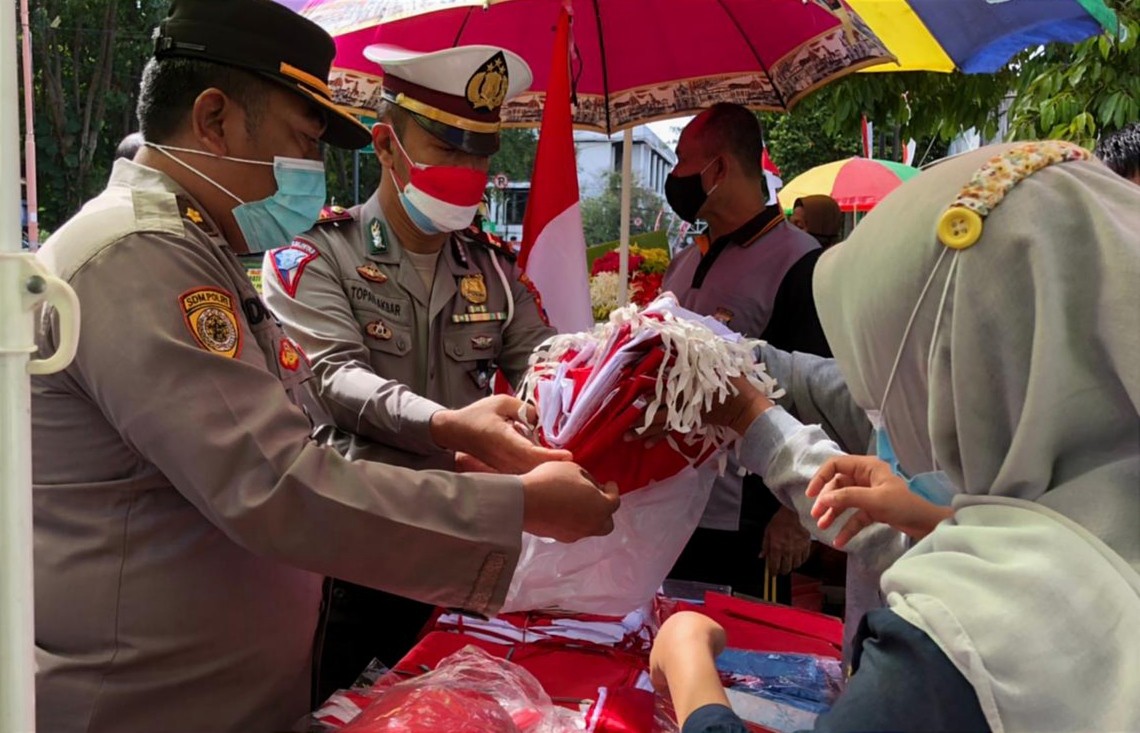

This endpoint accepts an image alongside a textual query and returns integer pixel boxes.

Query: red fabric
[761,147,781,176]
[389,632,648,705]
[492,369,515,396]
[533,323,713,494]
[667,594,843,660]
[586,687,657,733]
[518,6,579,273]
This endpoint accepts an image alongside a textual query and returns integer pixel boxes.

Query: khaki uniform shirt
[32,160,524,733]
[263,194,554,454]
[664,218,820,530]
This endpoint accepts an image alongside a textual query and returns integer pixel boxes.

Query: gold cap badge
[466,51,509,112]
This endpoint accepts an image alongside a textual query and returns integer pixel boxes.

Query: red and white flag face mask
[383,123,489,234]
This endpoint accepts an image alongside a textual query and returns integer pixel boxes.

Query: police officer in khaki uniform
[263,44,559,697]
[30,4,618,732]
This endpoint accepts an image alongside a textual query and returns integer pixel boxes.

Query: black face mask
[665,159,717,224]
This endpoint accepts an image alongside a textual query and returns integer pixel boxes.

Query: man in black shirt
[663,103,831,602]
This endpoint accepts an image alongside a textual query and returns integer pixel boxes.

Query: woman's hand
[807,455,953,547]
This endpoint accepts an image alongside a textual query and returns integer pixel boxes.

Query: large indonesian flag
[518,6,593,333]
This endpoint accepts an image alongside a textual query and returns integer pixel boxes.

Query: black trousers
[669,474,792,603]
[312,579,435,706]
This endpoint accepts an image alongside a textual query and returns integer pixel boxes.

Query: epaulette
[315,205,355,225]
[177,195,218,236]
[461,225,517,262]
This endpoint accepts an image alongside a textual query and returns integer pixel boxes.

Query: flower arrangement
[589,245,670,321]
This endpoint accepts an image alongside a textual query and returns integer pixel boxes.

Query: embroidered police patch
[270,239,320,297]
[180,287,241,358]
[278,337,302,372]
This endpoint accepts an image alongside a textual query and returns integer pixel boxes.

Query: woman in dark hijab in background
[790,195,844,248]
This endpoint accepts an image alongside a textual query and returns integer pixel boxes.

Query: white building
[574,125,678,199]
[486,124,677,242]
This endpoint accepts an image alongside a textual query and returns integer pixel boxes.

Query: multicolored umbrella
[850,0,1118,73]
[777,158,920,213]
[300,0,894,132]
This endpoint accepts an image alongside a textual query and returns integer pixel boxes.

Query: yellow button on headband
[937,141,1093,250]
[937,208,984,250]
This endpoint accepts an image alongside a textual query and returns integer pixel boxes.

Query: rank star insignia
[177,196,216,235]
[471,335,495,351]
[356,263,388,284]
[713,307,734,325]
[180,287,242,358]
[465,51,509,111]
[278,338,302,372]
[365,320,393,341]
[368,218,389,254]
[460,274,488,305]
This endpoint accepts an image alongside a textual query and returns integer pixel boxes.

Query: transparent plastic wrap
[339,646,582,733]
[502,461,717,615]
[506,294,782,615]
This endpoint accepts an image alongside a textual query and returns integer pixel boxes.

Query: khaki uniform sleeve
[69,233,522,615]
[263,235,445,455]
[496,257,556,388]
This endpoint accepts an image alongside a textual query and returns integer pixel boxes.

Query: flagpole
[618,127,632,305]
[19,0,38,250]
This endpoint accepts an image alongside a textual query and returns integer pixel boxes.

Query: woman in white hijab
[716,141,1140,733]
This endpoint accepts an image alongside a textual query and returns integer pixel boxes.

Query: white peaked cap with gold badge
[364,44,533,156]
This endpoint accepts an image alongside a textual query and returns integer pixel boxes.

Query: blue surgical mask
[865,410,958,506]
[147,144,327,252]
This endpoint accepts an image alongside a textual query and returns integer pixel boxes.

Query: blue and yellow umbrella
[850,0,1118,74]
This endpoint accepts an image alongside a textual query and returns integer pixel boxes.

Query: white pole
[2,2,80,727]
[1,0,38,725]
[618,127,633,305]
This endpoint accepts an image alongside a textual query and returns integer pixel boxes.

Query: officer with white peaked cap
[263,44,564,697]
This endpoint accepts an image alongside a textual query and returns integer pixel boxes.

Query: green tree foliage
[478,128,538,226]
[812,0,1139,150]
[25,0,169,233]
[579,172,666,247]
[758,103,862,183]
[489,128,538,182]
[1005,0,1140,147]
[324,147,381,209]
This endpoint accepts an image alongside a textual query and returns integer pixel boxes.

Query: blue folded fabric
[715,649,845,713]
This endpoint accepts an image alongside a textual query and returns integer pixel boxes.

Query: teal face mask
[147,144,327,252]
[866,410,958,507]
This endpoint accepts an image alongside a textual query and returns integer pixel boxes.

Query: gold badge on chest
[460,273,488,305]
[365,320,393,341]
[357,263,389,284]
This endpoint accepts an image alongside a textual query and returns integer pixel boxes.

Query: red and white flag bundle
[503,294,782,615]
[518,5,593,333]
